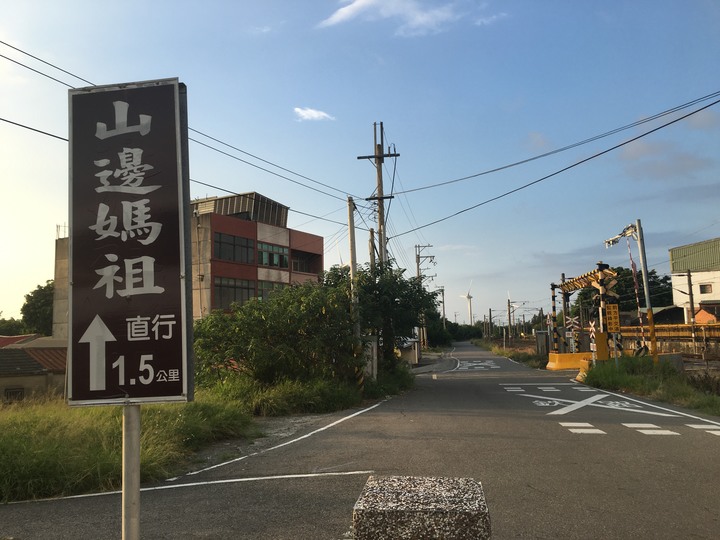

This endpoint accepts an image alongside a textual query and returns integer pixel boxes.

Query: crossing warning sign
[605,304,620,333]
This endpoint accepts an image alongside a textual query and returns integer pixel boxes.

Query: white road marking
[685,425,720,436]
[25,471,376,503]
[519,393,680,417]
[622,423,679,435]
[179,399,388,478]
[546,393,608,416]
[559,422,605,434]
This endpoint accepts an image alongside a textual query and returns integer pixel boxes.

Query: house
[190,193,324,317]
[0,339,66,402]
[53,192,324,336]
[1,192,324,402]
[669,237,720,324]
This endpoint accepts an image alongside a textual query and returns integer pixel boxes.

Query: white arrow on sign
[79,315,116,392]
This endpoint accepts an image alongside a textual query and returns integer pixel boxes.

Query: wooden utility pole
[357,122,399,266]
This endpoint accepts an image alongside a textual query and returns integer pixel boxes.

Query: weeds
[0,392,254,503]
[0,368,405,502]
[585,358,720,417]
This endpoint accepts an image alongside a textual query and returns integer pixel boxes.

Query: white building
[669,237,720,324]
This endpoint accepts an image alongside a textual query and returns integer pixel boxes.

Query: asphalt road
[2,341,720,539]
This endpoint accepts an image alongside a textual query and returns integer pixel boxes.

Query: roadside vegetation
[1,262,431,503]
[472,337,548,369]
[584,357,720,417]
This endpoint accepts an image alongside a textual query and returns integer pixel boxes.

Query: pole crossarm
[554,267,617,293]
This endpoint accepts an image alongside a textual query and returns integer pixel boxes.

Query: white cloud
[686,108,720,130]
[318,0,461,36]
[527,132,551,152]
[293,107,336,121]
[475,12,508,26]
[620,139,713,181]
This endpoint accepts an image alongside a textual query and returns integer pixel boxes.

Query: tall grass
[0,390,256,503]
[585,357,720,417]
[0,370,405,503]
[472,338,548,369]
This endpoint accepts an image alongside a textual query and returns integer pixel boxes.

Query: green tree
[21,280,54,336]
[425,309,452,347]
[0,316,26,336]
[356,261,438,370]
[194,279,359,387]
[570,266,673,321]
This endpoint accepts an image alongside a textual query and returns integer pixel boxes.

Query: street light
[604,218,658,363]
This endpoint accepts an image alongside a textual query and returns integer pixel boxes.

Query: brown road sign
[68,79,192,405]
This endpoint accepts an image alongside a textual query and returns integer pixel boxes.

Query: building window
[214,277,255,310]
[258,242,289,268]
[699,284,713,294]
[214,233,254,264]
[258,281,285,301]
[4,388,24,403]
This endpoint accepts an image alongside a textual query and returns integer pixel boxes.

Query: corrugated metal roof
[669,237,720,273]
[192,193,289,228]
[0,334,39,348]
[0,349,46,377]
[25,348,67,374]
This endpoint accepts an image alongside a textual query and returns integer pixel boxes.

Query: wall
[52,237,69,339]
[671,270,720,323]
[1,373,64,403]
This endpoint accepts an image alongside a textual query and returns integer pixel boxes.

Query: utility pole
[507,298,512,340]
[604,218,659,363]
[415,244,435,348]
[348,197,361,353]
[358,122,399,266]
[369,228,376,271]
[437,287,446,330]
[687,270,697,354]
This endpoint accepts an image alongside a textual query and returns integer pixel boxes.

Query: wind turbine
[461,281,474,325]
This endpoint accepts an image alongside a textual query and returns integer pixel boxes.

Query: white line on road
[519,393,680,417]
[26,471,377,503]
[546,393,608,415]
[179,400,388,478]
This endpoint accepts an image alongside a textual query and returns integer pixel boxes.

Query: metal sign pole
[122,404,141,540]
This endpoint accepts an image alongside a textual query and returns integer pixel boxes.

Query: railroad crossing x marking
[519,393,679,417]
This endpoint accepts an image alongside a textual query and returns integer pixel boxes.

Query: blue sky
[1,1,719,326]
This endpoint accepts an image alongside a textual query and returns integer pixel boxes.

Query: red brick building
[190,193,324,317]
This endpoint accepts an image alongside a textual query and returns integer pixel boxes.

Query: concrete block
[547,352,593,371]
[352,475,491,539]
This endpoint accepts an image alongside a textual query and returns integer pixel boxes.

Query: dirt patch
[187,413,331,471]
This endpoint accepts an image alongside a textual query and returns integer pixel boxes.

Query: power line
[0,53,74,88]
[390,97,720,239]
[394,90,720,196]
[189,137,345,201]
[189,127,359,200]
[0,116,68,141]
[0,116,354,229]
[0,42,354,204]
[0,39,94,85]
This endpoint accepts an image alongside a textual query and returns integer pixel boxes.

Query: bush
[362,365,415,399]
